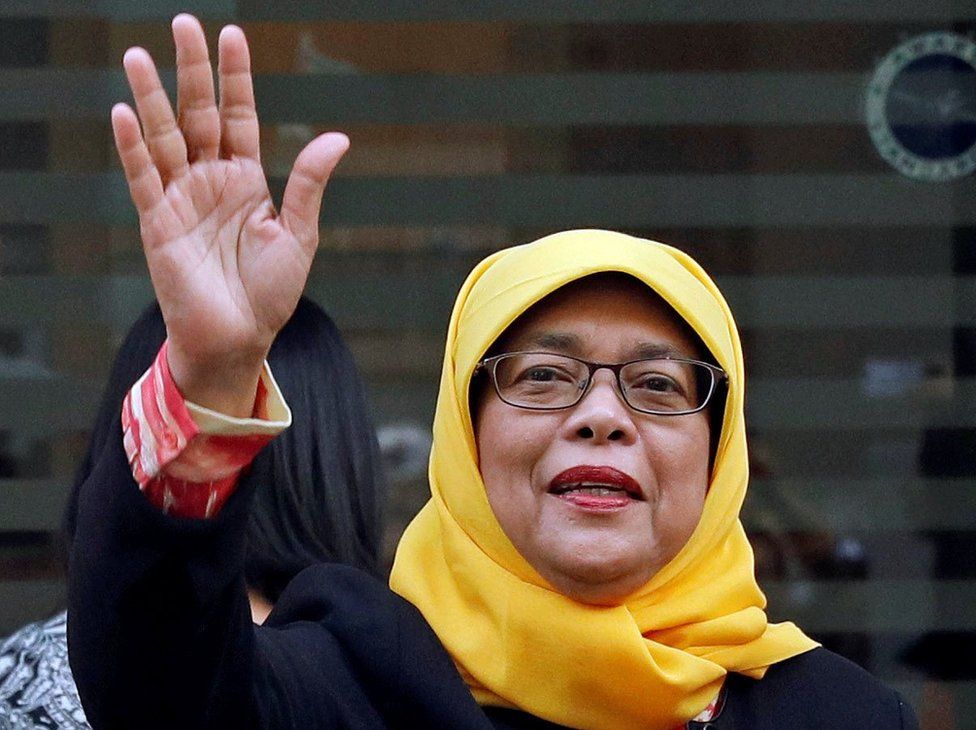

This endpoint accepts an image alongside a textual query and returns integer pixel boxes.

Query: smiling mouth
[547,466,645,501]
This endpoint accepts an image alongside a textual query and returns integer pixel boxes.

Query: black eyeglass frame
[474,351,728,416]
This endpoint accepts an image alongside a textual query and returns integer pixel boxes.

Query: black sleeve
[67,425,261,729]
[66,425,491,730]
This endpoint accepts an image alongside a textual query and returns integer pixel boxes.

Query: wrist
[165,340,267,418]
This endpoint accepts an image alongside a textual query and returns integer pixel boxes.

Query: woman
[67,15,916,729]
[1,298,385,728]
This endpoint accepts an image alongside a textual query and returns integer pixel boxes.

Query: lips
[547,465,645,501]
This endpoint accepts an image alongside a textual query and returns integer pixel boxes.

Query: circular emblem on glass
[866,32,976,182]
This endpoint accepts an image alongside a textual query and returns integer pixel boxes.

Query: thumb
[280,132,349,253]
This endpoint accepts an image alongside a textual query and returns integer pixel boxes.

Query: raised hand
[112,14,348,415]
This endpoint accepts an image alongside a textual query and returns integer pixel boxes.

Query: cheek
[476,402,544,485]
[643,418,711,503]
[475,402,543,547]
[675,424,711,525]
[476,399,526,497]
[682,414,712,474]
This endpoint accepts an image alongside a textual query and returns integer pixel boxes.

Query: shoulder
[260,562,440,681]
[266,562,438,648]
[257,564,491,730]
[720,647,918,729]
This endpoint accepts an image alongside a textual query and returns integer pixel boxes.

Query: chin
[553,574,648,606]
[542,549,657,606]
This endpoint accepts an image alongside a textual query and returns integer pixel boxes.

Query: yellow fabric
[389,230,817,729]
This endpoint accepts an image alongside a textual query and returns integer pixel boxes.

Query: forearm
[71,11,349,725]
[66,343,287,728]
[65,342,485,729]
[67,429,258,729]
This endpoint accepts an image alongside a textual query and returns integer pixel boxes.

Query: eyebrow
[631,342,685,359]
[520,332,582,352]
[517,332,687,360]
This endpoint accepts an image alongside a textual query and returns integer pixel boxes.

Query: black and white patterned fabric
[0,612,89,729]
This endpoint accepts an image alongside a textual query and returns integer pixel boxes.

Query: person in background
[0,298,385,729]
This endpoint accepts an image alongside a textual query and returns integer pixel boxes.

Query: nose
[562,370,638,444]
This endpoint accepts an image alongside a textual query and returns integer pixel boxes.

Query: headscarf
[390,230,817,729]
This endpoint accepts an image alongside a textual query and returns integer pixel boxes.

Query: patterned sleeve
[121,340,291,519]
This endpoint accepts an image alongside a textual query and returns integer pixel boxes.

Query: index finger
[111,102,166,215]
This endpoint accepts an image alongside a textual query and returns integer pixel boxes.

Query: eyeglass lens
[491,353,714,413]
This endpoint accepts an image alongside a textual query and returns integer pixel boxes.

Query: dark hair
[244,298,385,597]
[63,297,385,602]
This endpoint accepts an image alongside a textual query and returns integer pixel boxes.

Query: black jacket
[68,430,917,729]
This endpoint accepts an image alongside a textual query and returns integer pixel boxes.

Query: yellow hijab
[390,230,816,729]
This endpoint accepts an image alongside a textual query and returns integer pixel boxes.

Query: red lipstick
[548,465,644,510]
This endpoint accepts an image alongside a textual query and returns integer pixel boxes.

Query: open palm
[112,15,347,411]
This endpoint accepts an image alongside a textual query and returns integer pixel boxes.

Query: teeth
[557,482,626,496]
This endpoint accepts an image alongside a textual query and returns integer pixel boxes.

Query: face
[475,275,712,605]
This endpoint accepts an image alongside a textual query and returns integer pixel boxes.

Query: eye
[493,354,586,399]
[517,364,577,384]
[633,373,682,393]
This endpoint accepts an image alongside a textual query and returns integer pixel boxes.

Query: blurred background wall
[0,3,974,727]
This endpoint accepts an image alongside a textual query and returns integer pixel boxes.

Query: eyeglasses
[475,351,727,416]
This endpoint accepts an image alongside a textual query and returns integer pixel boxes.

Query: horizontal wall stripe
[2,172,976,228]
[3,477,971,533]
[758,429,962,479]
[0,378,101,433]
[748,378,976,430]
[765,579,976,632]
[0,0,970,23]
[748,477,976,532]
[0,1,231,21]
[0,580,64,637]
[0,69,870,125]
[254,72,869,126]
[4,273,975,330]
[236,1,976,24]
[0,479,66,531]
